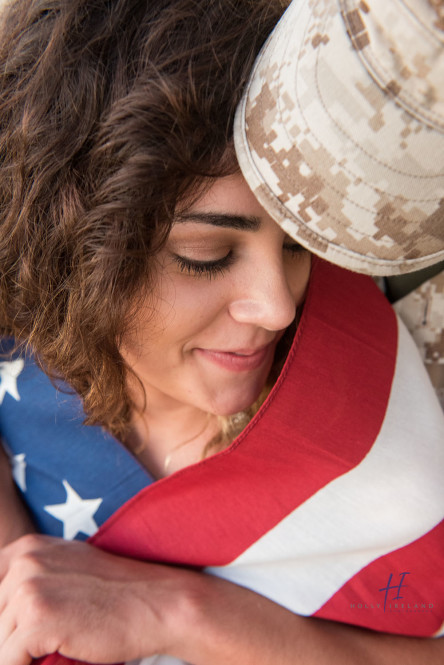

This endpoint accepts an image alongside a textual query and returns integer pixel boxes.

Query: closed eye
[173,252,235,279]
[283,242,306,255]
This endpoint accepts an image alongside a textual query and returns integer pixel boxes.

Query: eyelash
[174,252,235,279]
[284,243,305,256]
[174,244,305,279]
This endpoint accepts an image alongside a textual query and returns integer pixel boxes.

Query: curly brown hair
[0,0,286,441]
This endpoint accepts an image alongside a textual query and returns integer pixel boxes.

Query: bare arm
[0,535,440,665]
[0,445,34,547]
[176,572,443,665]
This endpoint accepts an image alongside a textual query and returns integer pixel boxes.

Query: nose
[228,264,297,331]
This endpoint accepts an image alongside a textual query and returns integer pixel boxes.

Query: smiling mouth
[194,343,275,372]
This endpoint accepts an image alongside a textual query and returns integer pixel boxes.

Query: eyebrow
[175,212,261,231]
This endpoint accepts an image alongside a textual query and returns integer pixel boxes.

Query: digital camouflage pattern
[234,0,444,276]
[394,270,444,410]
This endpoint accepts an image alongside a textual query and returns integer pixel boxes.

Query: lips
[194,343,275,372]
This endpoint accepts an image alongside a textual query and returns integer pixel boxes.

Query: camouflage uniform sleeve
[393,269,444,410]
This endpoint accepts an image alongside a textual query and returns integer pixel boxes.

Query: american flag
[1,259,443,665]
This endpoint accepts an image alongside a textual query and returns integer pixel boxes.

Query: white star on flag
[45,480,103,540]
[12,453,27,492]
[0,358,24,405]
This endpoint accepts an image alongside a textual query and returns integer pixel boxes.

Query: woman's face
[123,174,311,418]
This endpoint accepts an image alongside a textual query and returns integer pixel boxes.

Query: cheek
[290,253,312,306]
[162,274,228,325]
[124,274,230,361]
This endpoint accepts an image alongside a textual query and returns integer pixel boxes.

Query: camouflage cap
[234,0,444,275]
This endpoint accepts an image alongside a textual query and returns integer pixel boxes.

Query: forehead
[181,174,267,218]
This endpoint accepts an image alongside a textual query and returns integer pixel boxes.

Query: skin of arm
[0,445,35,547]
[0,535,441,665]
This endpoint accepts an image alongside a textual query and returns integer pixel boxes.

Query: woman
[0,1,442,664]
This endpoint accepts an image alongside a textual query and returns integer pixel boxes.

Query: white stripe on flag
[127,656,186,665]
[434,621,444,638]
[206,319,444,615]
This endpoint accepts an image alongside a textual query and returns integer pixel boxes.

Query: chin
[210,385,265,417]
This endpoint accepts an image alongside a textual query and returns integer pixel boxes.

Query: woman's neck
[126,402,219,479]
